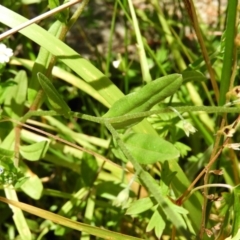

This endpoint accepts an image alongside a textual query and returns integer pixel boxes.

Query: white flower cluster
[0,43,13,64]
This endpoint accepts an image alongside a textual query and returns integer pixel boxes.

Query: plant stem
[218,0,238,106]
[177,115,240,205]
[104,121,188,233]
[19,105,240,126]
[183,0,219,101]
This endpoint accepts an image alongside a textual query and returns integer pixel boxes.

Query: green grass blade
[128,0,152,83]
[0,196,144,240]
[218,0,238,106]
[28,20,62,104]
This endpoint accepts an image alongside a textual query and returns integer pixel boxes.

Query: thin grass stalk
[218,0,238,106]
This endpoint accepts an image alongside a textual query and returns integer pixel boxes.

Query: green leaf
[48,0,69,23]
[228,229,240,240]
[171,204,188,215]
[20,141,49,161]
[0,81,17,105]
[28,20,62,104]
[4,70,28,119]
[37,72,71,117]
[14,177,29,189]
[20,174,43,200]
[232,185,240,237]
[174,142,192,157]
[0,148,14,158]
[81,154,98,187]
[160,161,177,196]
[126,197,154,215]
[146,210,166,239]
[182,70,207,83]
[0,148,14,172]
[103,74,182,128]
[123,133,179,164]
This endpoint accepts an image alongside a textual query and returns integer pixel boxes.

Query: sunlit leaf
[123,133,179,164]
[104,74,182,128]
[20,174,43,200]
[146,210,166,239]
[232,185,240,237]
[126,197,154,215]
[182,69,207,83]
[20,141,49,161]
[37,72,71,117]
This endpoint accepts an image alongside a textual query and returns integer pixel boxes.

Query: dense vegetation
[0,0,239,239]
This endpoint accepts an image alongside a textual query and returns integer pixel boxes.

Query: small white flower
[182,121,197,137]
[225,143,240,150]
[0,43,13,64]
[112,59,121,69]
[113,187,130,207]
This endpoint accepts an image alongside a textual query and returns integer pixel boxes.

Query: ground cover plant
[0,0,239,239]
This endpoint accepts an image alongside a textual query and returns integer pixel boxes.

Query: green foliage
[0,148,26,188]
[37,72,71,117]
[20,141,49,161]
[0,0,239,239]
[104,74,182,128]
[123,133,179,164]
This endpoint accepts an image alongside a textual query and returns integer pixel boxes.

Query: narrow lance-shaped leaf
[103,74,182,128]
[37,72,71,118]
[28,20,63,104]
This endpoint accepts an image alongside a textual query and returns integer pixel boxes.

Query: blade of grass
[10,58,110,107]
[105,0,118,77]
[127,0,152,83]
[0,196,144,240]
[183,0,219,100]
[218,0,238,106]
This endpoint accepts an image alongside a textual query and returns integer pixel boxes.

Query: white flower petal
[0,43,13,64]
[112,59,121,69]
[225,143,240,150]
[112,187,129,207]
[182,121,197,137]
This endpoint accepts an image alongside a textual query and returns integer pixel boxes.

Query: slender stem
[105,0,118,77]
[200,116,225,239]
[191,184,233,195]
[218,0,238,106]
[177,115,240,205]
[3,118,126,172]
[183,0,219,101]
[19,105,240,126]
[104,121,188,233]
